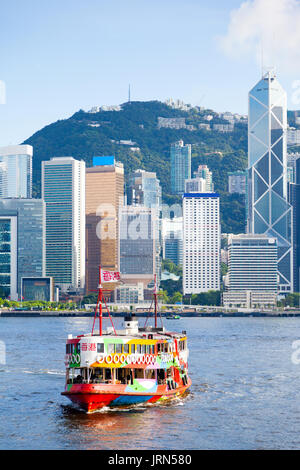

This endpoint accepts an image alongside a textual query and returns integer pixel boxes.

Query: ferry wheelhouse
[61,270,191,412]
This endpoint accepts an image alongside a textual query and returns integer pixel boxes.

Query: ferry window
[96,369,104,381]
[136,344,141,354]
[146,345,151,354]
[157,343,162,353]
[105,368,112,381]
[141,344,146,354]
[145,369,155,380]
[163,344,168,353]
[116,368,126,384]
[77,343,80,353]
[107,344,114,354]
[97,343,104,353]
[131,344,136,354]
[135,369,144,379]
[124,344,129,354]
[115,343,122,354]
[151,345,155,354]
[157,369,165,384]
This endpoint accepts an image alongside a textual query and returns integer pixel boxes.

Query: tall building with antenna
[247,70,293,294]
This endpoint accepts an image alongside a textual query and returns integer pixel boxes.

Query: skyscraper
[119,205,160,288]
[183,192,220,294]
[288,156,300,292]
[170,140,191,195]
[128,169,161,209]
[184,177,207,194]
[227,234,278,292]
[223,234,278,308]
[228,171,246,194]
[193,165,214,191]
[247,70,293,293]
[85,157,124,293]
[0,145,33,198]
[161,217,183,266]
[0,198,45,300]
[42,157,86,292]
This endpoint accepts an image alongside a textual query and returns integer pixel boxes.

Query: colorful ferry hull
[62,379,191,412]
[61,316,191,412]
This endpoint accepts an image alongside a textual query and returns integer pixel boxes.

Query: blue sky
[1,0,299,147]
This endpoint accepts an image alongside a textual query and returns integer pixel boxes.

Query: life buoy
[120,354,126,364]
[145,355,151,364]
[97,355,104,363]
[113,354,120,364]
[106,355,112,364]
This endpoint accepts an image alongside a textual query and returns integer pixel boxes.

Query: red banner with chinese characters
[101,270,121,283]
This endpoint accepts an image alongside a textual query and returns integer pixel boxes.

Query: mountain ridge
[24,100,251,233]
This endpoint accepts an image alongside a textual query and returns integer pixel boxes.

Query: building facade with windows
[183,192,220,294]
[0,145,33,198]
[170,140,191,195]
[288,157,300,292]
[161,217,183,266]
[85,158,124,294]
[0,198,45,300]
[247,71,293,294]
[223,234,278,308]
[119,206,160,287]
[21,277,54,302]
[128,169,161,209]
[227,234,278,293]
[228,171,246,194]
[42,157,86,292]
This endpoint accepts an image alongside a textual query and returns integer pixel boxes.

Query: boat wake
[62,391,191,416]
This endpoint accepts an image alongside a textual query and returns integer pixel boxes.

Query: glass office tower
[128,169,161,209]
[42,157,85,292]
[0,199,45,300]
[247,70,293,293]
[0,145,33,198]
[170,140,191,195]
[288,157,300,292]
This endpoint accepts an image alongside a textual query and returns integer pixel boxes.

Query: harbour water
[1,316,300,450]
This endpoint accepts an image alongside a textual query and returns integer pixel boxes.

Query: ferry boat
[61,269,191,413]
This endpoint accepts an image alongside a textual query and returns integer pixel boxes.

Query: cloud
[219,0,300,74]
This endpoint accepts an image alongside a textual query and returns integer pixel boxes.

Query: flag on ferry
[101,270,121,283]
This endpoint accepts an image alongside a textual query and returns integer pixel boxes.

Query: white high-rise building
[184,177,207,193]
[42,157,85,292]
[183,192,220,294]
[0,145,33,198]
[227,234,278,292]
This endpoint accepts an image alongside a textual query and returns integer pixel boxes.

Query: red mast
[154,274,158,329]
[92,266,116,336]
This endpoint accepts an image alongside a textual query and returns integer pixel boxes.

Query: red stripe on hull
[66,393,121,412]
[61,378,192,412]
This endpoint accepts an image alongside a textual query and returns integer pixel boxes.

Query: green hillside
[24,100,248,233]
